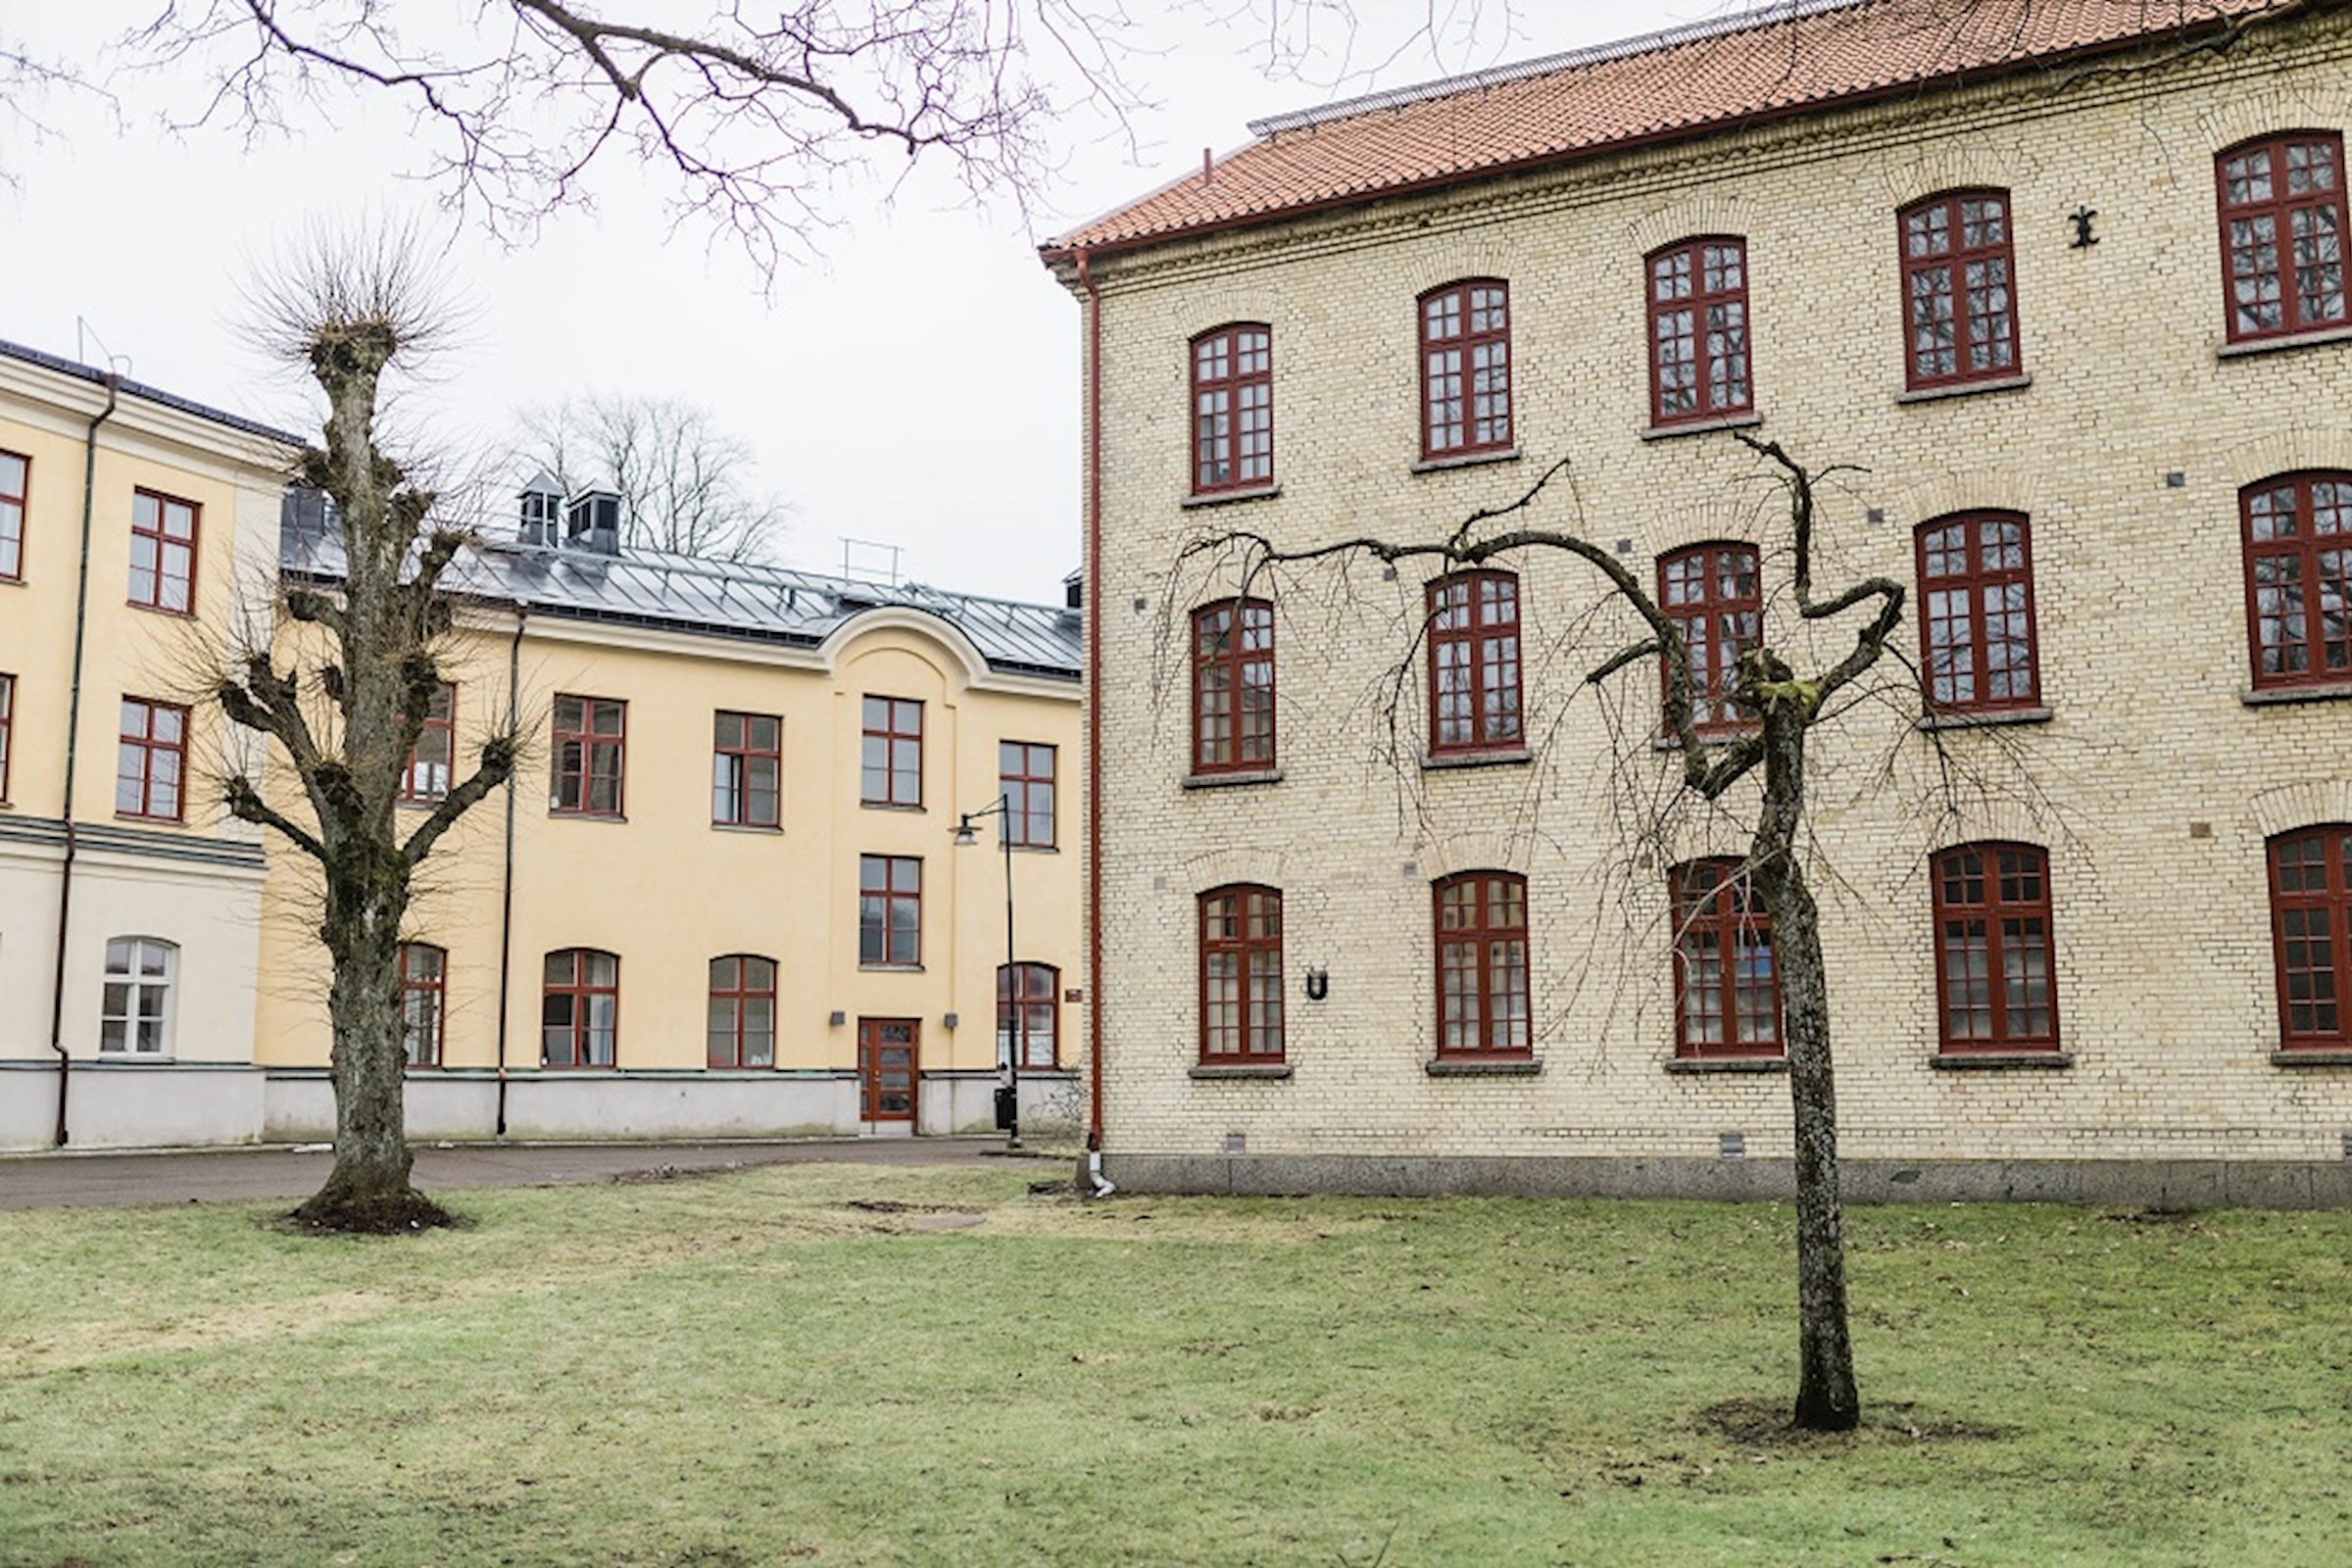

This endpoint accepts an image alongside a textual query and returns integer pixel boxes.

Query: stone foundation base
[1100,1152,2352,1209]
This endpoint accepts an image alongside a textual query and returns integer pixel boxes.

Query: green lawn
[2,1166,2347,1567]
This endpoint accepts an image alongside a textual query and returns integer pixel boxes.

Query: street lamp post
[953,795,1019,1149]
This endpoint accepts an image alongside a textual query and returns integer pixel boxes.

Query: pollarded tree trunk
[295,850,427,1228]
[1743,654,1859,1431]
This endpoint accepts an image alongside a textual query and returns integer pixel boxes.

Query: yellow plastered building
[1,342,1082,1148]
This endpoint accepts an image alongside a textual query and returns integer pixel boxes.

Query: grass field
[1,1163,2347,1567]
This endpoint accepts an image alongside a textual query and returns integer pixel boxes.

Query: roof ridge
[1247,0,1874,137]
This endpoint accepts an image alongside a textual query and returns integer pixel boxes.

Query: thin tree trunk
[1751,677,1860,1432]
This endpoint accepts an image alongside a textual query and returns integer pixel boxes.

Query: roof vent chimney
[519,470,563,546]
[1062,568,1084,611]
[564,489,622,556]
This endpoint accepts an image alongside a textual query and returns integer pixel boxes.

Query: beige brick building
[1046,0,2352,1203]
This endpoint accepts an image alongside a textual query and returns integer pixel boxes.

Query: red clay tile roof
[1044,0,2282,256]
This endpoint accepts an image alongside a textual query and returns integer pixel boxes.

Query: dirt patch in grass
[1698,1397,2012,1447]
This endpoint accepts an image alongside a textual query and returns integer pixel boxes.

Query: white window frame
[100,937,177,1057]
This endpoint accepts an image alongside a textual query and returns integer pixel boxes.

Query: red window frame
[0,672,13,805]
[1191,324,1274,494]
[398,942,447,1067]
[1659,543,1761,735]
[708,954,779,1068]
[399,682,457,803]
[116,697,188,822]
[1419,280,1512,459]
[0,448,26,582]
[1192,599,1276,774]
[541,948,619,1068]
[1646,237,1751,426]
[551,694,626,816]
[2218,131,2349,344]
[1898,190,2021,390]
[1200,884,1284,1063]
[1671,858,1782,1058]
[1916,512,2040,714]
[1434,871,1532,1057]
[1000,741,1055,849]
[858,855,922,968]
[2243,472,2352,689]
[999,961,1059,1069]
[713,710,782,827]
[127,487,199,614]
[2271,826,2352,1051]
[1427,570,1523,755]
[860,696,923,808]
[1932,844,2060,1054]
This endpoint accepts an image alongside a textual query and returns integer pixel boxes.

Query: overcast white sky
[5,2,1691,604]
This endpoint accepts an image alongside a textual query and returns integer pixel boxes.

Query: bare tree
[220,223,518,1234]
[1183,433,1902,1432]
[514,394,791,562]
[33,1,1519,278]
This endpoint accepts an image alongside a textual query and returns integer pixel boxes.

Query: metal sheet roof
[280,501,1081,682]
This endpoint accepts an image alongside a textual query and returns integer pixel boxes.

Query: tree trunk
[291,838,448,1232]
[1749,672,1860,1432]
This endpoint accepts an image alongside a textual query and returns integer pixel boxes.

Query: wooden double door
[858,1018,918,1124]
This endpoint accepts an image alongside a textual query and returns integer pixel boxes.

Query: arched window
[1419,280,1511,459]
[1646,237,1750,426]
[1434,871,1531,1057]
[1192,599,1276,774]
[1658,543,1761,734]
[398,942,447,1067]
[1670,860,1780,1058]
[1898,189,2020,389]
[1932,844,2059,1054]
[1916,512,2040,714]
[1190,323,1274,494]
[542,948,619,1067]
[2242,472,2352,689]
[2269,826,2352,1051]
[1427,570,1523,755]
[1200,885,1284,1063]
[99,937,176,1056]
[2218,131,2348,343]
[708,955,777,1068]
[999,962,1059,1070]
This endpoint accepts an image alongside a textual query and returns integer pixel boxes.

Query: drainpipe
[1076,248,1107,1162]
[47,373,120,1146]
[492,604,526,1138]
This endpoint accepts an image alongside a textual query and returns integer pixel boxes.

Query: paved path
[0,1138,1037,1211]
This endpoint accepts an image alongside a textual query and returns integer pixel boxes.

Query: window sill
[858,963,926,974]
[1422,747,1532,771]
[1931,1051,2073,1070]
[2241,681,2352,707]
[1895,372,2032,405]
[127,603,198,619]
[1917,706,2053,731]
[94,1054,174,1064]
[1009,843,1061,855]
[1181,483,1281,510]
[1642,411,1762,443]
[1650,729,1753,753]
[859,801,927,812]
[2272,1049,2352,1067]
[1412,447,1520,474]
[551,810,627,823]
[1664,1056,1788,1074]
[711,821,785,835]
[114,812,185,827]
[2216,321,2352,361]
[1189,1062,1293,1080]
[394,796,445,810]
[1183,768,1283,790]
[1425,1057,1541,1077]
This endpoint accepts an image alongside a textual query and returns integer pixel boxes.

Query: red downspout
[1077,248,1106,1153]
